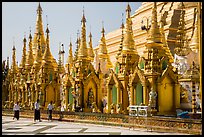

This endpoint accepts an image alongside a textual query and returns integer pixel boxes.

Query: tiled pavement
[2,116,190,135]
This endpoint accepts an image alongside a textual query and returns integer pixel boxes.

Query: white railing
[129,105,148,117]
[128,105,152,131]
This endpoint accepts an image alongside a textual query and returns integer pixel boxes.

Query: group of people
[13,99,54,122]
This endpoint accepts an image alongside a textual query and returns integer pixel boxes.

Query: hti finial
[121,13,124,29]
[59,42,61,54]
[46,15,49,26]
[46,15,50,34]
[101,21,105,35]
[81,6,86,23]
[126,2,131,12]
[23,32,26,42]
[13,37,15,47]
[29,26,31,33]
[29,26,32,39]
[24,32,26,38]
[37,2,42,13]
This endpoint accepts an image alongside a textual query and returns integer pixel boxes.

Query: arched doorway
[68,87,73,105]
[112,85,117,104]
[45,85,55,107]
[135,83,143,105]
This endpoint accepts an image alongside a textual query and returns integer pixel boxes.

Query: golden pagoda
[3,2,201,116]
[61,8,103,112]
[6,3,61,110]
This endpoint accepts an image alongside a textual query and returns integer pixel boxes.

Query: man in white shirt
[59,105,65,121]
[47,101,54,121]
[13,101,20,120]
[34,99,42,122]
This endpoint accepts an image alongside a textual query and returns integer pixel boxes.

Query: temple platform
[2,109,202,135]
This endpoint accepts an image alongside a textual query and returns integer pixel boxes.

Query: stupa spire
[98,21,108,56]
[78,7,88,59]
[66,40,73,70]
[160,12,174,63]
[122,3,136,52]
[146,2,162,46]
[143,2,164,74]
[12,43,17,73]
[74,30,80,61]
[174,2,191,56]
[41,23,55,70]
[33,2,46,56]
[190,9,199,53]
[25,28,34,72]
[20,34,27,69]
[58,43,64,74]
[88,31,94,62]
[116,13,125,59]
[98,21,113,70]
[33,33,43,72]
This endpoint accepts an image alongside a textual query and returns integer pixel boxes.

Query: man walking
[13,101,20,120]
[34,99,42,122]
[47,101,54,121]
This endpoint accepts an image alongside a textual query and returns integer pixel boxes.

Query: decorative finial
[29,26,32,39]
[121,13,124,29]
[61,43,65,53]
[76,30,79,45]
[46,15,49,34]
[23,32,26,42]
[89,25,92,38]
[77,29,79,37]
[126,2,131,12]
[81,6,86,23]
[101,21,105,35]
[24,32,26,38]
[37,2,42,13]
[46,15,49,26]
[59,42,61,54]
[13,37,15,49]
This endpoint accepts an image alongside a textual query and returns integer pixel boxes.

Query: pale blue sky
[2,2,142,66]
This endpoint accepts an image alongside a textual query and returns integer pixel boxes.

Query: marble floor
[2,116,190,135]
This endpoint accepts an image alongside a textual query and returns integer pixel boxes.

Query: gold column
[35,89,39,102]
[192,81,196,113]
[143,83,147,105]
[133,85,136,105]
[130,84,134,105]
[198,2,202,112]
[107,85,112,113]
[65,87,68,110]
[17,88,21,102]
[175,83,181,109]
[15,87,18,103]
[30,86,34,110]
[8,89,12,108]
[117,85,120,104]
[21,88,24,104]
[25,90,28,105]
